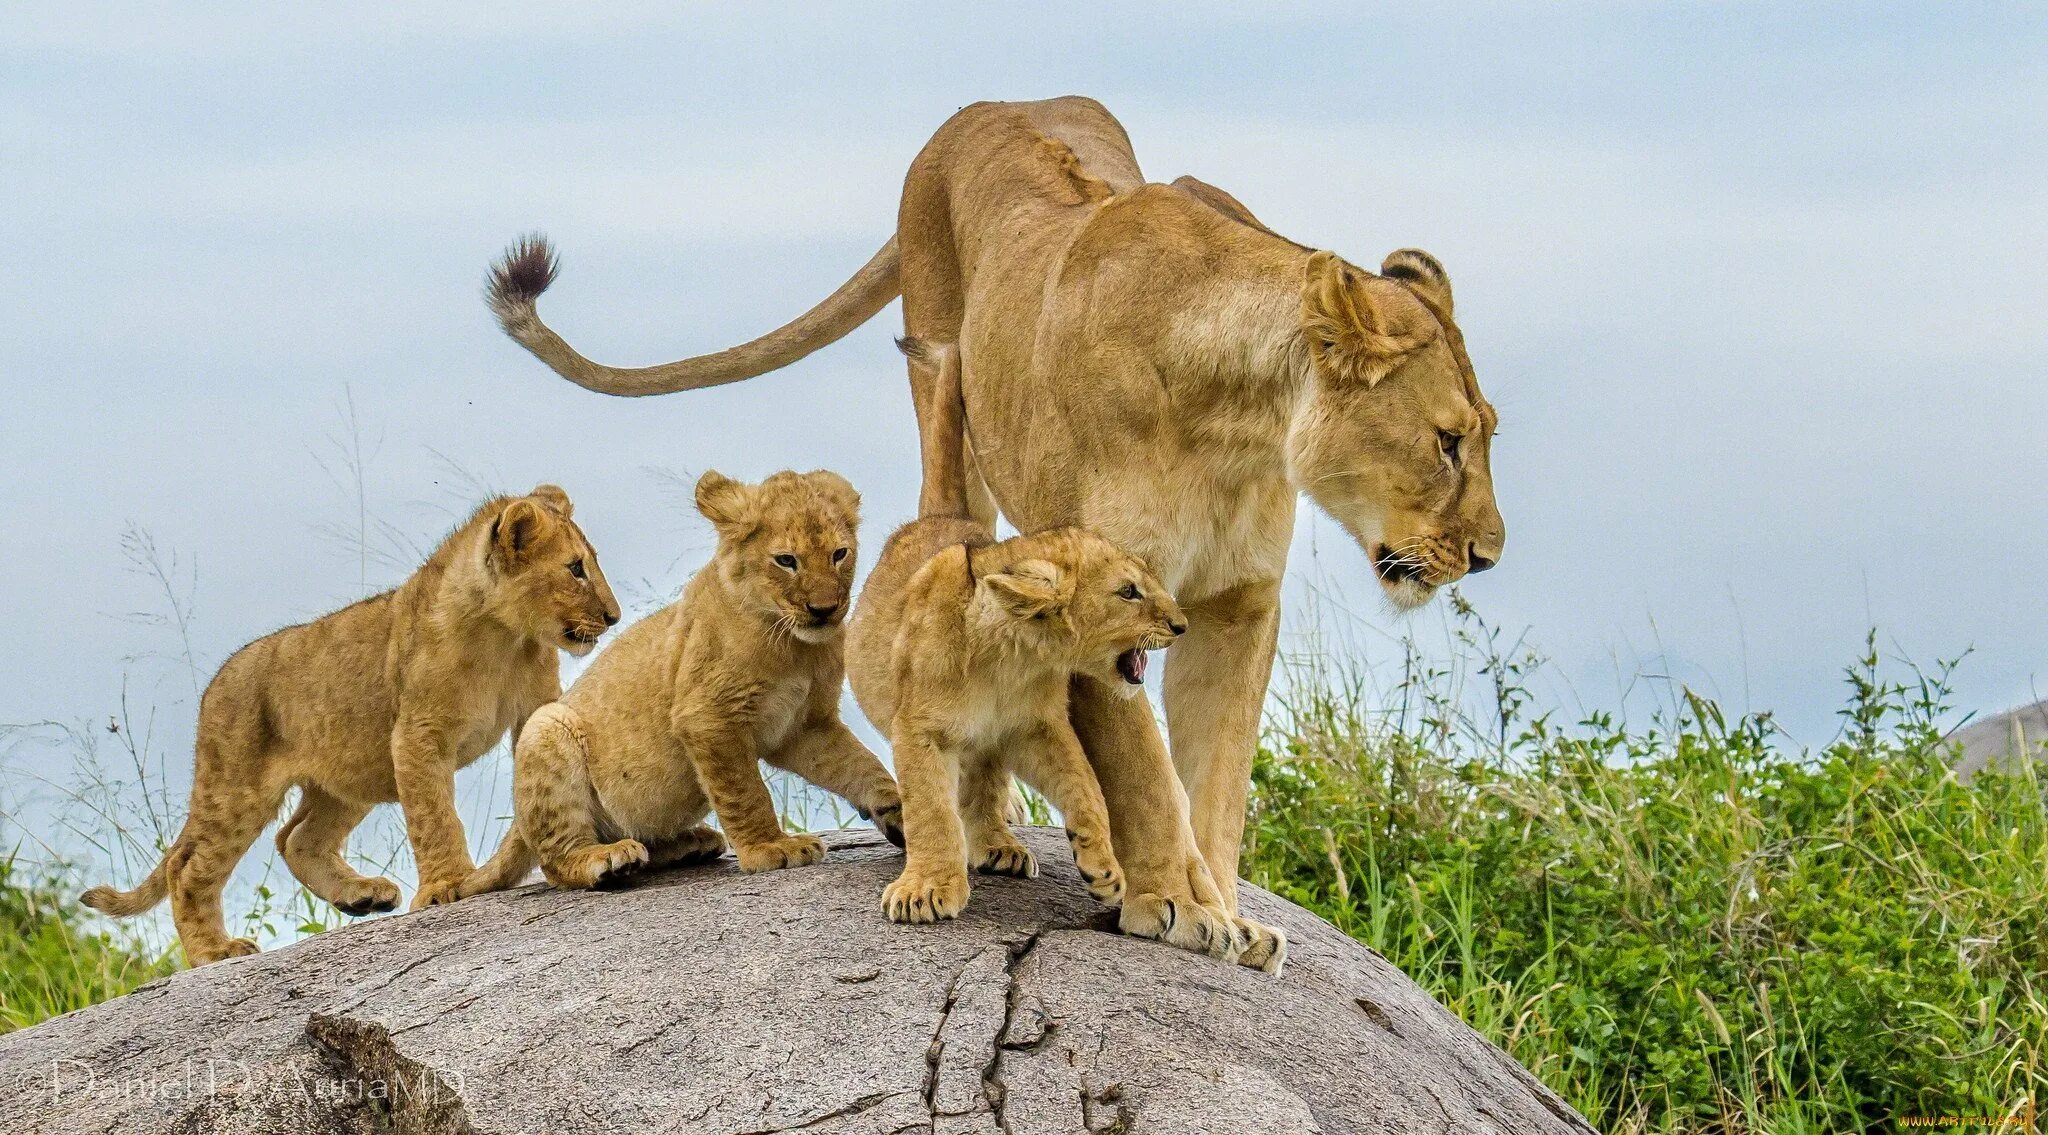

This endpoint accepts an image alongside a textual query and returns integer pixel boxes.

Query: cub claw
[973,843,1038,878]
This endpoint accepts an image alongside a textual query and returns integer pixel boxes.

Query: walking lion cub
[458,469,904,896]
[847,339,1279,970]
[82,485,620,965]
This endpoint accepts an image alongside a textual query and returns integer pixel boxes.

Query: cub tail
[80,846,175,918]
[897,336,970,521]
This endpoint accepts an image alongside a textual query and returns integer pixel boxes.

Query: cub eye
[831,547,849,564]
[772,554,799,571]
[567,558,586,580]
[1438,430,1463,466]
[1117,583,1143,601]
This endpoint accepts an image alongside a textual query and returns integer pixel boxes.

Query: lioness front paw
[1233,915,1288,975]
[1119,892,1243,964]
[972,840,1038,878]
[881,871,970,923]
[735,833,826,873]
[333,876,402,917]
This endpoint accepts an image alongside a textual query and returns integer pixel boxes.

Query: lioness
[847,339,1279,965]
[485,96,1504,952]
[457,469,904,896]
[82,486,619,965]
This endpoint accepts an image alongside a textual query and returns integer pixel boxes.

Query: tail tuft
[487,234,559,332]
[895,335,933,367]
[81,872,167,918]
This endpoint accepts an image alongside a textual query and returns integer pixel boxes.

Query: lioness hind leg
[645,825,725,868]
[959,756,1035,879]
[277,785,399,916]
[516,703,646,891]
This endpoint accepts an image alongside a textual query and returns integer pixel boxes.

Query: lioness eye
[831,547,849,564]
[1438,430,1463,466]
[567,558,586,580]
[773,554,799,570]
[1118,583,1142,601]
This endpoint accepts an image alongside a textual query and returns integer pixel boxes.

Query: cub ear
[493,498,553,564]
[981,559,1066,620]
[1380,248,1453,319]
[694,470,756,536]
[1300,250,1432,387]
[527,483,573,517]
[804,469,862,528]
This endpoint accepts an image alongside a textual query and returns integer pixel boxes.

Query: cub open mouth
[564,628,598,646]
[1115,647,1147,685]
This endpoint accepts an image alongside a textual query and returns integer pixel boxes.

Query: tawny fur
[458,469,903,898]
[845,339,1279,970]
[81,486,621,966]
[484,96,1504,960]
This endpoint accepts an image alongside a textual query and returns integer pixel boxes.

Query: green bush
[0,857,174,1034]
[1245,624,2046,1134]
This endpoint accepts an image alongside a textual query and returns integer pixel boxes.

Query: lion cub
[82,485,620,965]
[458,469,904,896]
[845,339,1185,925]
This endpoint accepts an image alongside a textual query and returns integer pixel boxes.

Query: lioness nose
[1468,546,1497,573]
[806,602,839,620]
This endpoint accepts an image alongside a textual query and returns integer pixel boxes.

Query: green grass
[1245,621,2046,1133]
[0,857,173,1034]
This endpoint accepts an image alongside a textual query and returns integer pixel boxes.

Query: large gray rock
[2,828,1595,1134]
[1950,698,2048,780]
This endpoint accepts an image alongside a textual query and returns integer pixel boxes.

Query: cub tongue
[1116,648,1147,684]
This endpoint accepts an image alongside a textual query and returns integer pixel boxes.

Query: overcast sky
[5,2,2046,844]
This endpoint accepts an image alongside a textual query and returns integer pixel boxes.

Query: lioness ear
[493,498,552,564]
[805,470,861,528]
[695,470,756,537]
[1381,249,1453,319]
[1301,250,1431,386]
[528,483,573,517]
[981,559,1066,620]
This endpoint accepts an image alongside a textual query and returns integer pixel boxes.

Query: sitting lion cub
[458,469,904,896]
[82,485,620,965]
[846,339,1193,931]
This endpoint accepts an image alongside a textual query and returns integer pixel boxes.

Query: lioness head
[697,469,861,643]
[487,484,621,656]
[1290,249,1505,610]
[976,528,1186,697]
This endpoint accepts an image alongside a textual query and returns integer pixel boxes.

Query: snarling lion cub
[458,469,904,896]
[846,339,1281,971]
[82,486,620,965]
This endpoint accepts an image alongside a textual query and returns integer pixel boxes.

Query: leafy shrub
[0,857,173,1034]
[1245,618,2046,1134]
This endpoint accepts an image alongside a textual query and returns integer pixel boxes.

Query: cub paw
[333,876,402,917]
[1233,916,1288,975]
[549,839,650,890]
[190,937,260,966]
[1119,892,1242,964]
[881,871,970,924]
[408,877,467,912]
[1065,831,1123,906]
[735,833,826,873]
[859,800,907,849]
[973,841,1038,878]
[652,826,726,867]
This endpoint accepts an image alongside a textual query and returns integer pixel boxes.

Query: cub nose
[806,602,840,620]
[1468,545,1497,573]
[602,610,621,626]
[1168,620,1188,636]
